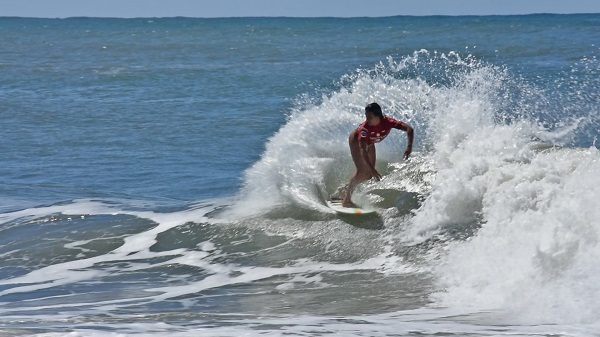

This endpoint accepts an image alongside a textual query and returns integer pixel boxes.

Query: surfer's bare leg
[343,175,367,207]
[342,132,376,207]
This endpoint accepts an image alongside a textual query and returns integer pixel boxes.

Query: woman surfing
[341,103,414,208]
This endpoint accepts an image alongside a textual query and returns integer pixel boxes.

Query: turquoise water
[0,15,599,336]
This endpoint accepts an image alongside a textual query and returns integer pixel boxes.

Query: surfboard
[326,200,375,215]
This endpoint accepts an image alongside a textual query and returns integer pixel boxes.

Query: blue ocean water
[0,15,599,336]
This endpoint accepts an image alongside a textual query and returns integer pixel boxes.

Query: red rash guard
[356,116,409,145]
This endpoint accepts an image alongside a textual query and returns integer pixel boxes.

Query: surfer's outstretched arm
[403,124,414,160]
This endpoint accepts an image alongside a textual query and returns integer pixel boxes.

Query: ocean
[0,14,599,336]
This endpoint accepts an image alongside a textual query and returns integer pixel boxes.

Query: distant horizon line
[2,12,599,20]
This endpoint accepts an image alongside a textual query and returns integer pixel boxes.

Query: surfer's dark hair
[365,103,383,118]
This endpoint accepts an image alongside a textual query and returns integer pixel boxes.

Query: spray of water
[230,49,600,324]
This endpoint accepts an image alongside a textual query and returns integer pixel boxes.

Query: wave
[228,49,600,324]
[229,50,589,215]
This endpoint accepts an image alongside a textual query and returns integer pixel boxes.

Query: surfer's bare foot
[342,199,357,208]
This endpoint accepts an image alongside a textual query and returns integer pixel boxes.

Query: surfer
[341,103,414,208]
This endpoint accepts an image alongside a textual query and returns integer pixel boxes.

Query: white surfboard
[326,200,376,215]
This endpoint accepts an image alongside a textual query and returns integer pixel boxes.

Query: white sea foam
[0,200,219,301]
[429,146,600,324]
[385,55,600,324]
[26,309,600,337]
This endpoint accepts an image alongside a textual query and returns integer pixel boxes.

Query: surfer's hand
[404,145,412,160]
[371,168,382,181]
